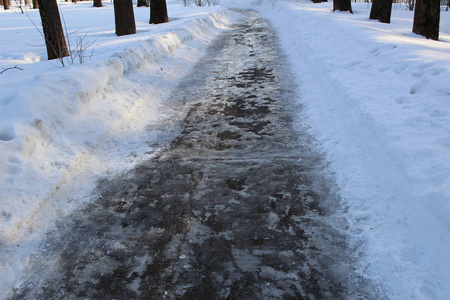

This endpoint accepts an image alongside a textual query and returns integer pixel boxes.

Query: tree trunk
[25,0,30,5]
[150,0,169,24]
[3,0,10,10]
[369,0,393,23]
[412,0,440,40]
[333,0,353,13]
[37,0,69,60]
[32,0,38,8]
[114,0,136,36]
[137,0,146,6]
[93,0,102,7]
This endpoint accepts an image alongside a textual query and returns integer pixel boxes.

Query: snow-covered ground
[0,1,241,296]
[253,1,450,299]
[1,0,450,299]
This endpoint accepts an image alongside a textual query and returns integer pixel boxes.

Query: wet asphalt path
[11,10,380,300]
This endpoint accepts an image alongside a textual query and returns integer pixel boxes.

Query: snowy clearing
[1,0,450,299]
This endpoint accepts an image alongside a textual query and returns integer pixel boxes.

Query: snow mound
[0,3,240,297]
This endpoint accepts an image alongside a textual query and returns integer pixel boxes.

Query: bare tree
[333,0,352,13]
[369,0,393,23]
[114,0,136,36]
[93,0,102,7]
[0,0,3,6]
[412,0,440,40]
[204,0,219,5]
[137,0,146,6]
[14,0,25,13]
[150,0,169,24]
[37,0,69,60]
[32,0,38,9]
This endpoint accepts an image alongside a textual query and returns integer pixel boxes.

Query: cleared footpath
[11,10,381,300]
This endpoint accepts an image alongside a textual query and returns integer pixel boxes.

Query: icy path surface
[11,11,380,299]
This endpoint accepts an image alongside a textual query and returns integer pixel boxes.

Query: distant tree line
[1,0,444,60]
[2,0,170,61]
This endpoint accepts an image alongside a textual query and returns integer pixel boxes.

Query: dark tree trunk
[150,0,169,24]
[32,0,38,9]
[333,0,353,13]
[37,0,69,60]
[93,0,102,7]
[137,0,146,6]
[3,0,10,10]
[369,0,393,23]
[0,0,3,6]
[413,0,440,40]
[114,0,136,36]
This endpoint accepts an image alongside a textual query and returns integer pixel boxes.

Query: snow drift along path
[0,3,241,297]
[245,1,450,299]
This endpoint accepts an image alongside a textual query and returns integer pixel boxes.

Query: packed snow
[1,0,450,299]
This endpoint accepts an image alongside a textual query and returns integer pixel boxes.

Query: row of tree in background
[13,0,169,61]
[0,0,219,10]
[332,0,443,40]
[0,0,446,60]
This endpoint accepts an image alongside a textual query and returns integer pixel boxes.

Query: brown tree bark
[3,0,10,10]
[412,0,440,40]
[150,0,169,24]
[93,0,102,7]
[32,0,38,8]
[114,0,136,36]
[333,0,353,13]
[37,0,69,60]
[137,0,146,6]
[369,0,393,23]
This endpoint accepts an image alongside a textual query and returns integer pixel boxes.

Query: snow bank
[0,2,239,296]
[250,0,450,299]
